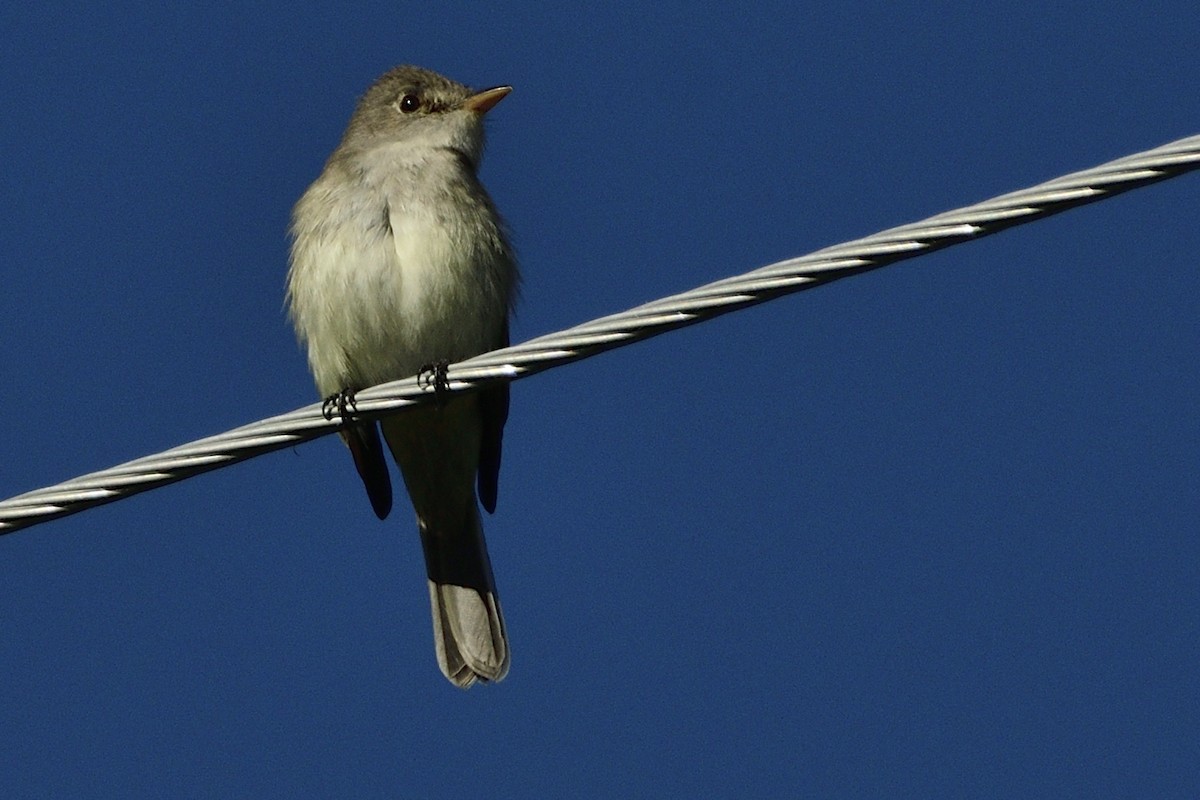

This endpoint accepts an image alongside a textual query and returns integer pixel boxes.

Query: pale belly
[293,211,507,397]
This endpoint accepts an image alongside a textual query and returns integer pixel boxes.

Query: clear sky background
[2,3,1198,797]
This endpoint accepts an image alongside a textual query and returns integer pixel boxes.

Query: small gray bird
[286,66,517,688]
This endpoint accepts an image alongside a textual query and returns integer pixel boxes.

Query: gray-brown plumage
[286,66,517,687]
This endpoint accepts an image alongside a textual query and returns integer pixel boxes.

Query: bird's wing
[346,422,393,520]
[476,320,510,514]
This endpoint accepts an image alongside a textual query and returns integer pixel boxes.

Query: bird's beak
[463,85,512,115]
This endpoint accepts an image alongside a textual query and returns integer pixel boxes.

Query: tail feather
[383,401,509,688]
[419,506,509,687]
[428,579,509,688]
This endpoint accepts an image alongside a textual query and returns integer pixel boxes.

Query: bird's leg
[418,360,451,407]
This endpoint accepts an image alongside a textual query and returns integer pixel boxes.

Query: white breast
[287,147,510,397]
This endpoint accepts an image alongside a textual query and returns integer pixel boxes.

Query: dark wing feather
[476,322,510,514]
[345,422,393,520]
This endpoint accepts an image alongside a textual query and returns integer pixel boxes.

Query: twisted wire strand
[3,133,1198,533]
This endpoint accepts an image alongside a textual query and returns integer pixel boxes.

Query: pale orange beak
[463,85,512,115]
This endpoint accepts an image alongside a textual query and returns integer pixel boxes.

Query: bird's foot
[321,388,359,423]
[418,360,451,406]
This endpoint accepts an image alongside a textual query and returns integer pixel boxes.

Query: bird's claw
[321,388,359,423]
[418,360,451,406]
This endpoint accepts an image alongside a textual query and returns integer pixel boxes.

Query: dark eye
[398,94,420,113]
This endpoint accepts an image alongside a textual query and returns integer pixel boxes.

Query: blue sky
[2,3,1198,797]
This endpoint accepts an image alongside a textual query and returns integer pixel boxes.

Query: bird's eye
[398,94,421,113]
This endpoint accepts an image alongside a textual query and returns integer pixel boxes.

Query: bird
[286,65,518,688]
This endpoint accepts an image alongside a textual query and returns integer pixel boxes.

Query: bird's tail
[418,502,509,688]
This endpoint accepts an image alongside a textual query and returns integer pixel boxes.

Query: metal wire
[3,133,1199,532]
